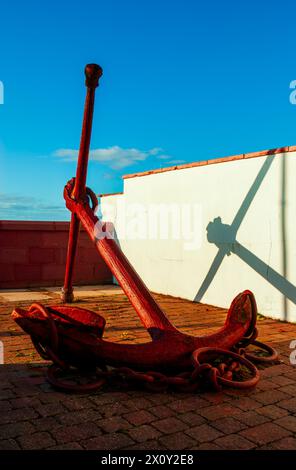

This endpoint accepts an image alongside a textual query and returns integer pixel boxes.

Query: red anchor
[12,64,278,393]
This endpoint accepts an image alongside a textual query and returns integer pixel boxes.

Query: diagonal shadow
[194,155,276,302]
[232,242,296,305]
[197,217,296,306]
[195,153,295,319]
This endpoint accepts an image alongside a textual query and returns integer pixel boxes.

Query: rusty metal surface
[62,64,103,304]
[11,64,278,392]
[12,293,277,392]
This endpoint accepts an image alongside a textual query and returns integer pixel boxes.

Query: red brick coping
[122,145,296,180]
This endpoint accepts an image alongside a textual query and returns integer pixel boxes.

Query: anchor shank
[72,85,96,200]
[72,202,177,338]
[62,64,103,303]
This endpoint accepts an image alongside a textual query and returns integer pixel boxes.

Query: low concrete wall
[101,146,296,323]
[0,221,112,288]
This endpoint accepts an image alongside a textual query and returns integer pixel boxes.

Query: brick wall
[0,221,113,289]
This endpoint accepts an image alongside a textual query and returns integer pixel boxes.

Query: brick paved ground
[0,286,296,450]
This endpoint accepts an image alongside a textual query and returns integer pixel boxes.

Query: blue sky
[0,0,296,220]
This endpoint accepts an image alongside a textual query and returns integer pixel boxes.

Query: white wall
[101,150,296,322]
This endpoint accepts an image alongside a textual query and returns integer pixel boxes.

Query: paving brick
[48,442,84,450]
[234,411,270,427]
[2,289,296,451]
[240,423,291,445]
[159,431,196,450]
[125,440,165,451]
[0,407,38,424]
[124,410,155,426]
[199,404,240,421]
[167,396,208,413]
[53,422,102,444]
[268,437,296,450]
[224,388,254,398]
[256,405,289,420]
[10,396,42,409]
[152,417,188,434]
[35,403,67,418]
[186,423,223,443]
[234,396,263,411]
[56,409,101,425]
[127,424,161,443]
[193,442,222,450]
[82,433,134,450]
[254,390,291,405]
[0,389,16,400]
[62,396,95,411]
[214,434,255,450]
[178,412,206,427]
[270,375,295,387]
[275,415,296,432]
[38,390,70,403]
[211,417,246,433]
[149,404,175,419]
[260,364,292,378]
[18,431,56,450]
[0,438,21,450]
[0,400,12,411]
[146,393,174,405]
[90,393,124,407]
[100,402,131,418]
[278,397,296,413]
[0,421,35,439]
[97,416,132,433]
[38,383,56,394]
[279,384,296,395]
[124,397,152,411]
[255,379,279,391]
[31,417,59,433]
[283,371,296,381]
[203,392,232,405]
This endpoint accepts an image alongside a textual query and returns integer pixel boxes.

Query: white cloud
[156,154,172,160]
[0,193,67,221]
[53,146,166,170]
[164,159,186,164]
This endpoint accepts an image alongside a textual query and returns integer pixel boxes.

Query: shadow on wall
[194,153,294,321]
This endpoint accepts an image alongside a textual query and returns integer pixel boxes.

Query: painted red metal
[11,64,278,392]
[62,64,103,303]
[12,290,255,370]
[11,290,277,391]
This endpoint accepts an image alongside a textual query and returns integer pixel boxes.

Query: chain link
[28,303,278,394]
